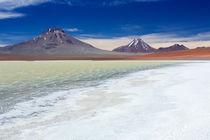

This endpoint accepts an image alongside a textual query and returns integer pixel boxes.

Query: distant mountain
[112,38,156,53]
[0,28,124,60]
[196,47,206,49]
[158,44,189,52]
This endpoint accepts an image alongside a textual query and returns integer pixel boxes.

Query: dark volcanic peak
[158,44,189,52]
[47,28,64,32]
[41,28,65,37]
[32,28,76,45]
[1,27,111,58]
[4,27,97,51]
[113,38,156,53]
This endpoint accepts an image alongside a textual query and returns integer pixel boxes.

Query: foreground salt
[3,62,210,140]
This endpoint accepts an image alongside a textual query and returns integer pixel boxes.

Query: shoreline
[0,57,210,61]
[9,61,210,140]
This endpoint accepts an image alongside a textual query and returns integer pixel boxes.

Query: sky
[0,0,210,50]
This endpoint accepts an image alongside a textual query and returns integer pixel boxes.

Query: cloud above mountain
[64,28,80,32]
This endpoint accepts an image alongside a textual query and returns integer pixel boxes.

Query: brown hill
[131,47,210,60]
[157,44,189,52]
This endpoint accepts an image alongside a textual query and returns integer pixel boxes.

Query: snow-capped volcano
[112,38,156,53]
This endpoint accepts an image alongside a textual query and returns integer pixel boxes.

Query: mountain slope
[0,28,128,60]
[112,38,156,53]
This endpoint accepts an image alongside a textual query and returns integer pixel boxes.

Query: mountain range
[112,39,189,53]
[0,28,209,60]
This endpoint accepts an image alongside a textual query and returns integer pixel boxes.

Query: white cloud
[65,28,80,32]
[107,0,162,6]
[141,32,210,43]
[0,12,24,19]
[0,0,162,19]
[0,0,51,19]
[81,32,210,50]
[0,44,6,47]
[0,0,161,10]
[77,34,108,39]
[0,0,51,10]
[56,0,162,7]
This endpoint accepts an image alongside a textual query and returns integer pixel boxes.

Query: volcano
[0,28,124,60]
[112,38,156,53]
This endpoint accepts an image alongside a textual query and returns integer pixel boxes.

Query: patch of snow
[128,41,134,47]
[134,39,138,46]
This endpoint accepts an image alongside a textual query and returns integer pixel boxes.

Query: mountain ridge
[0,29,209,60]
[113,38,190,53]
[158,44,189,52]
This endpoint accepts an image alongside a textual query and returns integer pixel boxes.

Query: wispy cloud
[0,0,51,19]
[0,0,51,10]
[0,12,24,19]
[55,0,163,6]
[121,25,142,31]
[0,0,161,10]
[0,33,32,45]
[0,44,7,47]
[77,34,109,39]
[0,0,163,19]
[105,0,163,6]
[141,32,210,43]
[65,28,80,32]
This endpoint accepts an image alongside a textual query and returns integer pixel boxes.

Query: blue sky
[0,0,210,50]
